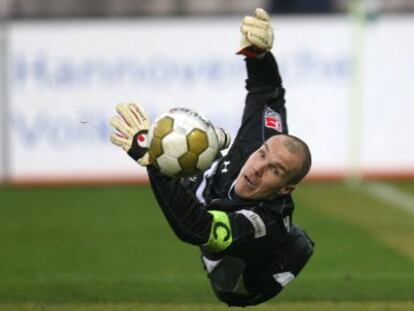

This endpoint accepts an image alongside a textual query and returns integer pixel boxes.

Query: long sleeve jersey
[147,52,314,306]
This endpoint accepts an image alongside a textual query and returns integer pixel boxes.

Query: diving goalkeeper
[110,8,314,307]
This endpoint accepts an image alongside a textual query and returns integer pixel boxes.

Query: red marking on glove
[138,134,145,142]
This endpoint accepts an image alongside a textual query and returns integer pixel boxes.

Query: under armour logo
[221,161,230,173]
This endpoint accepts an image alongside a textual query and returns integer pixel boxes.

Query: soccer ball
[147,108,219,177]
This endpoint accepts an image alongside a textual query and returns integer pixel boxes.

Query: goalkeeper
[110,8,314,307]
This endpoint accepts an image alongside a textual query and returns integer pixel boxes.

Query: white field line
[361,182,414,216]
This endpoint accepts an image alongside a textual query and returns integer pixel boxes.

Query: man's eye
[272,167,279,175]
[259,150,265,158]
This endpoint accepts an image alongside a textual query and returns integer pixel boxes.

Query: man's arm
[147,167,288,253]
[231,11,288,151]
[230,52,288,152]
[147,166,215,247]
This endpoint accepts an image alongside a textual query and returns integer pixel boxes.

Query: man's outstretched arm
[232,9,288,150]
[147,166,287,252]
[147,166,227,250]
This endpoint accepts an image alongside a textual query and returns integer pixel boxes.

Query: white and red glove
[110,103,151,166]
[236,8,274,58]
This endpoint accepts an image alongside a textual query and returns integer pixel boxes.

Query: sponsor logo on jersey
[264,107,283,132]
[236,210,266,238]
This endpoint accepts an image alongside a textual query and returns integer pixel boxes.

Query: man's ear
[278,185,295,195]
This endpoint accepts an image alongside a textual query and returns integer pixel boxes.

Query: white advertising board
[6,16,414,184]
[8,19,246,183]
[361,16,414,174]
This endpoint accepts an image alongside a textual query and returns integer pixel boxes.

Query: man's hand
[110,102,151,166]
[236,8,274,58]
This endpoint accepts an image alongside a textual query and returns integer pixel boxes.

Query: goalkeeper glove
[236,7,274,58]
[110,102,151,166]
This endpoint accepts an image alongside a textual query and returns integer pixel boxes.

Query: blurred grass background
[0,182,413,309]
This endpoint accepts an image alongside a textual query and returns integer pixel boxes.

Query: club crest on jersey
[264,107,283,132]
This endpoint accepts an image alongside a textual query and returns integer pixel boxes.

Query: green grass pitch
[0,181,413,310]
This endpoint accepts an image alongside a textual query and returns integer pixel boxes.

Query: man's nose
[254,162,265,177]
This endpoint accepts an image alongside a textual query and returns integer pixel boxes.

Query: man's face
[234,135,303,200]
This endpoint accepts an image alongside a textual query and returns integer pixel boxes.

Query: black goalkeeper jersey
[147,52,314,306]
